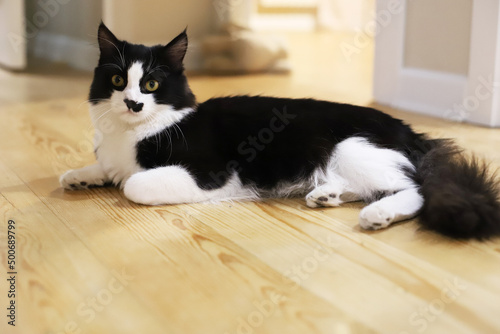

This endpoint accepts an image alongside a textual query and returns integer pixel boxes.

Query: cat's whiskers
[79,98,110,109]
[144,112,162,154]
[98,63,123,71]
[165,127,173,161]
[89,102,113,113]
[150,111,175,160]
[78,99,97,109]
[171,122,188,150]
[146,49,156,74]
[88,106,114,132]
[97,37,126,68]
[146,64,170,78]
[148,64,168,72]
[120,43,127,68]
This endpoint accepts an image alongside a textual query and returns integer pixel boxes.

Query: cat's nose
[124,99,144,112]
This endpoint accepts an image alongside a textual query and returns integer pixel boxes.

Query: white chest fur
[87,60,194,187]
[95,128,142,187]
[89,102,194,187]
[90,101,143,187]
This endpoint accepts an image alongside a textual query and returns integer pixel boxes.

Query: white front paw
[60,169,106,190]
[359,204,394,230]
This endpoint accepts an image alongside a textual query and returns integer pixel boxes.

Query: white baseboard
[390,68,468,121]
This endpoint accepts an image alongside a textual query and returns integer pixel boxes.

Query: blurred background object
[0,0,373,72]
[0,1,26,69]
[374,0,500,127]
[0,0,498,126]
[201,23,290,74]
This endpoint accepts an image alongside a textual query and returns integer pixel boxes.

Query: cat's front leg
[123,166,215,205]
[60,163,109,190]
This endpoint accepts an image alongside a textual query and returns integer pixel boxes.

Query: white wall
[317,0,373,32]
[102,0,216,42]
[102,0,217,70]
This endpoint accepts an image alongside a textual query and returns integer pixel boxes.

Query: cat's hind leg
[305,175,361,208]
[359,187,423,230]
[319,136,422,230]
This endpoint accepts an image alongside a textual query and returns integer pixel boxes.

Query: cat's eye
[111,75,125,87]
[145,80,159,92]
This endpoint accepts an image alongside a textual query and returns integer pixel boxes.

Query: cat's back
[193,95,347,133]
[191,95,421,155]
[197,95,334,117]
[195,95,406,134]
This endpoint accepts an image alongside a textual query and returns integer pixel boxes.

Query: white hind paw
[359,203,395,230]
[306,185,343,208]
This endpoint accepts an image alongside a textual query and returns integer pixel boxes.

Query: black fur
[136,96,424,190]
[415,141,500,239]
[91,23,500,240]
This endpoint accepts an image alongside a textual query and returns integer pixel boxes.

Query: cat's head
[89,22,196,127]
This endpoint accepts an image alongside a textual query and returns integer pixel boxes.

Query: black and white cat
[60,23,500,239]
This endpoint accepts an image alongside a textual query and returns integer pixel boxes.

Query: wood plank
[0,160,165,334]
[0,99,374,334]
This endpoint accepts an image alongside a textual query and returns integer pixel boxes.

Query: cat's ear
[163,29,188,71]
[97,22,121,58]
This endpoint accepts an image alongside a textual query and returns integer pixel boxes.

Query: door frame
[374,0,500,127]
[0,1,26,69]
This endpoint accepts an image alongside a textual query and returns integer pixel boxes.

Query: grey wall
[25,0,103,70]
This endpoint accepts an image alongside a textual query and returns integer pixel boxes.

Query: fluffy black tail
[414,139,500,240]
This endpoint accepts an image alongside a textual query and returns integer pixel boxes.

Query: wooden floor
[1,32,500,334]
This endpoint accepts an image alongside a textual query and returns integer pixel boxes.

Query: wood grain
[1,31,500,334]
